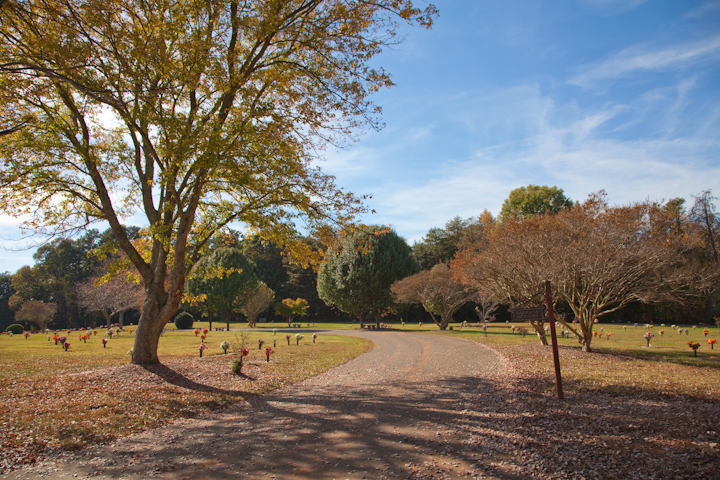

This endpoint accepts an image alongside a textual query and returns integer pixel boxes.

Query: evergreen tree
[186,247,259,331]
[318,227,419,327]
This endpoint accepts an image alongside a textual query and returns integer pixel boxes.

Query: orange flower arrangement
[708,339,716,350]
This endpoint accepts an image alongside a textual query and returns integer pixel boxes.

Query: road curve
[7,331,511,480]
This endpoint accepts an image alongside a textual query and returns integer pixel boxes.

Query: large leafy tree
[0,0,436,364]
[499,185,573,222]
[186,247,259,331]
[412,216,486,270]
[318,226,419,327]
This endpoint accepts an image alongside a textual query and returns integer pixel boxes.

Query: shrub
[6,324,24,335]
[174,312,194,330]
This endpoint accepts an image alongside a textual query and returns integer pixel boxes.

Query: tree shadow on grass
[580,344,720,369]
[113,372,718,479]
[140,364,247,397]
[29,370,720,480]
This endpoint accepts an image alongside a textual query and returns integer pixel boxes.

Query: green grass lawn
[438,321,720,400]
[1,318,718,467]
[0,326,371,467]
[244,321,362,330]
[0,324,361,376]
[243,318,720,368]
[441,321,720,366]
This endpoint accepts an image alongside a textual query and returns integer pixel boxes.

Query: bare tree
[392,263,476,330]
[453,216,552,344]
[689,190,719,263]
[76,262,143,328]
[455,193,719,352]
[475,293,499,324]
[239,283,274,328]
[14,300,56,331]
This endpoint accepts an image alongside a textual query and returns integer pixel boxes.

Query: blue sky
[320,0,720,238]
[2,0,719,271]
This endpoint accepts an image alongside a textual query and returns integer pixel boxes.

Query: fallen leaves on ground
[0,340,370,475]
[456,342,720,480]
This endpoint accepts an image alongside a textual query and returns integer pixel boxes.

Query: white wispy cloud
[570,36,720,87]
[581,0,649,9]
[337,79,720,244]
[684,0,720,19]
[364,131,719,244]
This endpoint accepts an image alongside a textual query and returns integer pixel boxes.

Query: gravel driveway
[6,331,516,480]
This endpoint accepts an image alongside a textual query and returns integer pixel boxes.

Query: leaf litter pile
[0,339,370,475]
[445,341,720,480]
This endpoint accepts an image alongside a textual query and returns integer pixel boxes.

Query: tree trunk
[58,297,69,330]
[223,311,230,332]
[529,320,548,345]
[426,310,440,329]
[131,284,176,365]
[118,309,125,329]
[357,311,365,329]
[70,302,82,329]
[580,315,593,352]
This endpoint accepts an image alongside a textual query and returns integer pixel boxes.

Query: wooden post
[544,280,564,399]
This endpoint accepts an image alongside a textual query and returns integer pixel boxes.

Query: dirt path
[6,331,517,480]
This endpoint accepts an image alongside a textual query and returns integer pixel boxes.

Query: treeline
[402,187,720,352]
[0,230,352,332]
[181,234,350,325]
[3,185,718,338]
[0,229,135,331]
